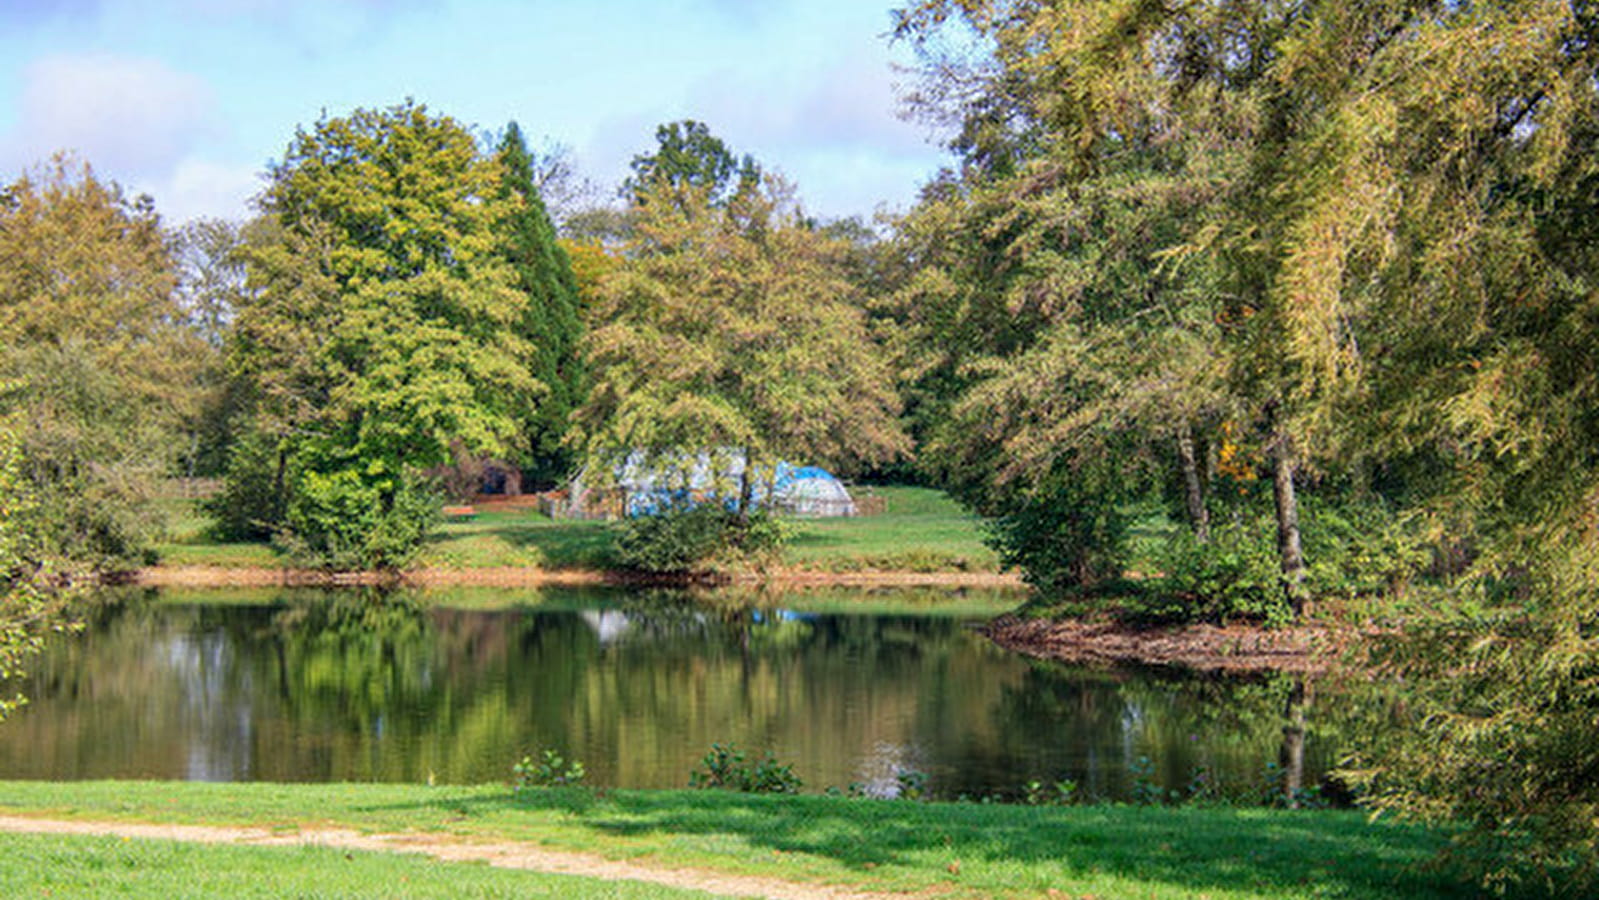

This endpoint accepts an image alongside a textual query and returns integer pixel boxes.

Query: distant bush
[614,505,788,574]
[275,469,440,571]
[204,430,286,542]
[1139,520,1289,626]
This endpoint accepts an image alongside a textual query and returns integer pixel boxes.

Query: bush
[276,468,440,571]
[982,464,1132,594]
[1142,520,1290,626]
[614,505,789,574]
[512,749,586,791]
[688,742,803,794]
[204,430,286,541]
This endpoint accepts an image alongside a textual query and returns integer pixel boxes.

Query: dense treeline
[0,0,1597,889]
[886,0,1599,891]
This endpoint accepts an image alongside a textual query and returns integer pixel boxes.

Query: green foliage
[613,505,788,574]
[688,743,803,794]
[573,159,909,503]
[1,344,168,570]
[1140,522,1288,627]
[0,423,78,721]
[202,430,286,542]
[275,469,440,572]
[625,120,760,207]
[982,461,1132,594]
[0,158,203,572]
[512,749,587,791]
[496,122,585,486]
[220,101,545,568]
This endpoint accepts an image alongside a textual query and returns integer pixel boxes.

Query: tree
[0,421,52,721]
[0,156,200,570]
[895,0,1599,886]
[496,122,586,486]
[229,101,540,567]
[573,173,909,520]
[623,120,761,207]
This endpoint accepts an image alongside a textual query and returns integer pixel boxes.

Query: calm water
[0,587,1340,800]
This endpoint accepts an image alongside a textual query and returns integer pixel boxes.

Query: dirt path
[0,815,909,900]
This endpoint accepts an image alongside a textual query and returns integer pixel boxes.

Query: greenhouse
[563,450,857,519]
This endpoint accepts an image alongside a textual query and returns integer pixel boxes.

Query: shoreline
[981,613,1365,674]
[126,564,1027,590]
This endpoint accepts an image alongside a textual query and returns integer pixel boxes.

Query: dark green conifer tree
[496,122,585,486]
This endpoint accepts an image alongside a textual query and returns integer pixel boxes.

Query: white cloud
[137,158,263,224]
[3,53,218,180]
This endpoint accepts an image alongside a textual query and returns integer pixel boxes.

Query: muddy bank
[982,614,1364,674]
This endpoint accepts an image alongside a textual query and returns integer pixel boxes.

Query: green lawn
[783,486,997,572]
[0,781,1463,900]
[152,486,1000,574]
[0,830,713,899]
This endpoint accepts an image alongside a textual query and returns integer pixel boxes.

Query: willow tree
[229,101,539,567]
[573,173,908,515]
[898,0,1599,885]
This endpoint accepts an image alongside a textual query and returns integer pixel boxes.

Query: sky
[0,0,953,225]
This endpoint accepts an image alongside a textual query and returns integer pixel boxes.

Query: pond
[0,586,1345,802]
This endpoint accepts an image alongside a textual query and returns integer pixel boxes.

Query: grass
[783,486,998,572]
[0,830,713,899]
[150,485,1000,575]
[0,781,1464,899]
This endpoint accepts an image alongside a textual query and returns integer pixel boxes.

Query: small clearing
[0,815,908,900]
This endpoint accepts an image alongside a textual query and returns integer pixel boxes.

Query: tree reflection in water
[0,586,1364,800]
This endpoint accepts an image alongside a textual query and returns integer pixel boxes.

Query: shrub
[512,749,586,791]
[204,430,287,541]
[1142,520,1290,626]
[615,505,789,574]
[982,464,1132,594]
[276,468,440,571]
[688,742,802,794]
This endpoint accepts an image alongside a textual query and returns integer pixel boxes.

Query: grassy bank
[0,781,1461,899]
[153,486,999,575]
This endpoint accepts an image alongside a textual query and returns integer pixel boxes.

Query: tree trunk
[1279,679,1309,809]
[736,447,754,524]
[1270,427,1308,618]
[1177,422,1209,543]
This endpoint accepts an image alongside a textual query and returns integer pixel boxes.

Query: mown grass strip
[0,781,1463,899]
[0,828,717,899]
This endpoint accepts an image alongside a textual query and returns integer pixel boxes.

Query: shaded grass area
[0,781,1463,899]
[0,830,713,899]
[151,486,1000,575]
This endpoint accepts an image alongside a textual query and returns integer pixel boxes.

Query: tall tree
[897,0,1599,886]
[623,120,761,207]
[230,101,539,567]
[573,174,908,511]
[0,156,199,569]
[496,122,585,485]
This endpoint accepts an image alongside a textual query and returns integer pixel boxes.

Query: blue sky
[0,0,951,224]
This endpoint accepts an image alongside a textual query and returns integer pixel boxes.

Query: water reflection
[0,587,1347,799]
